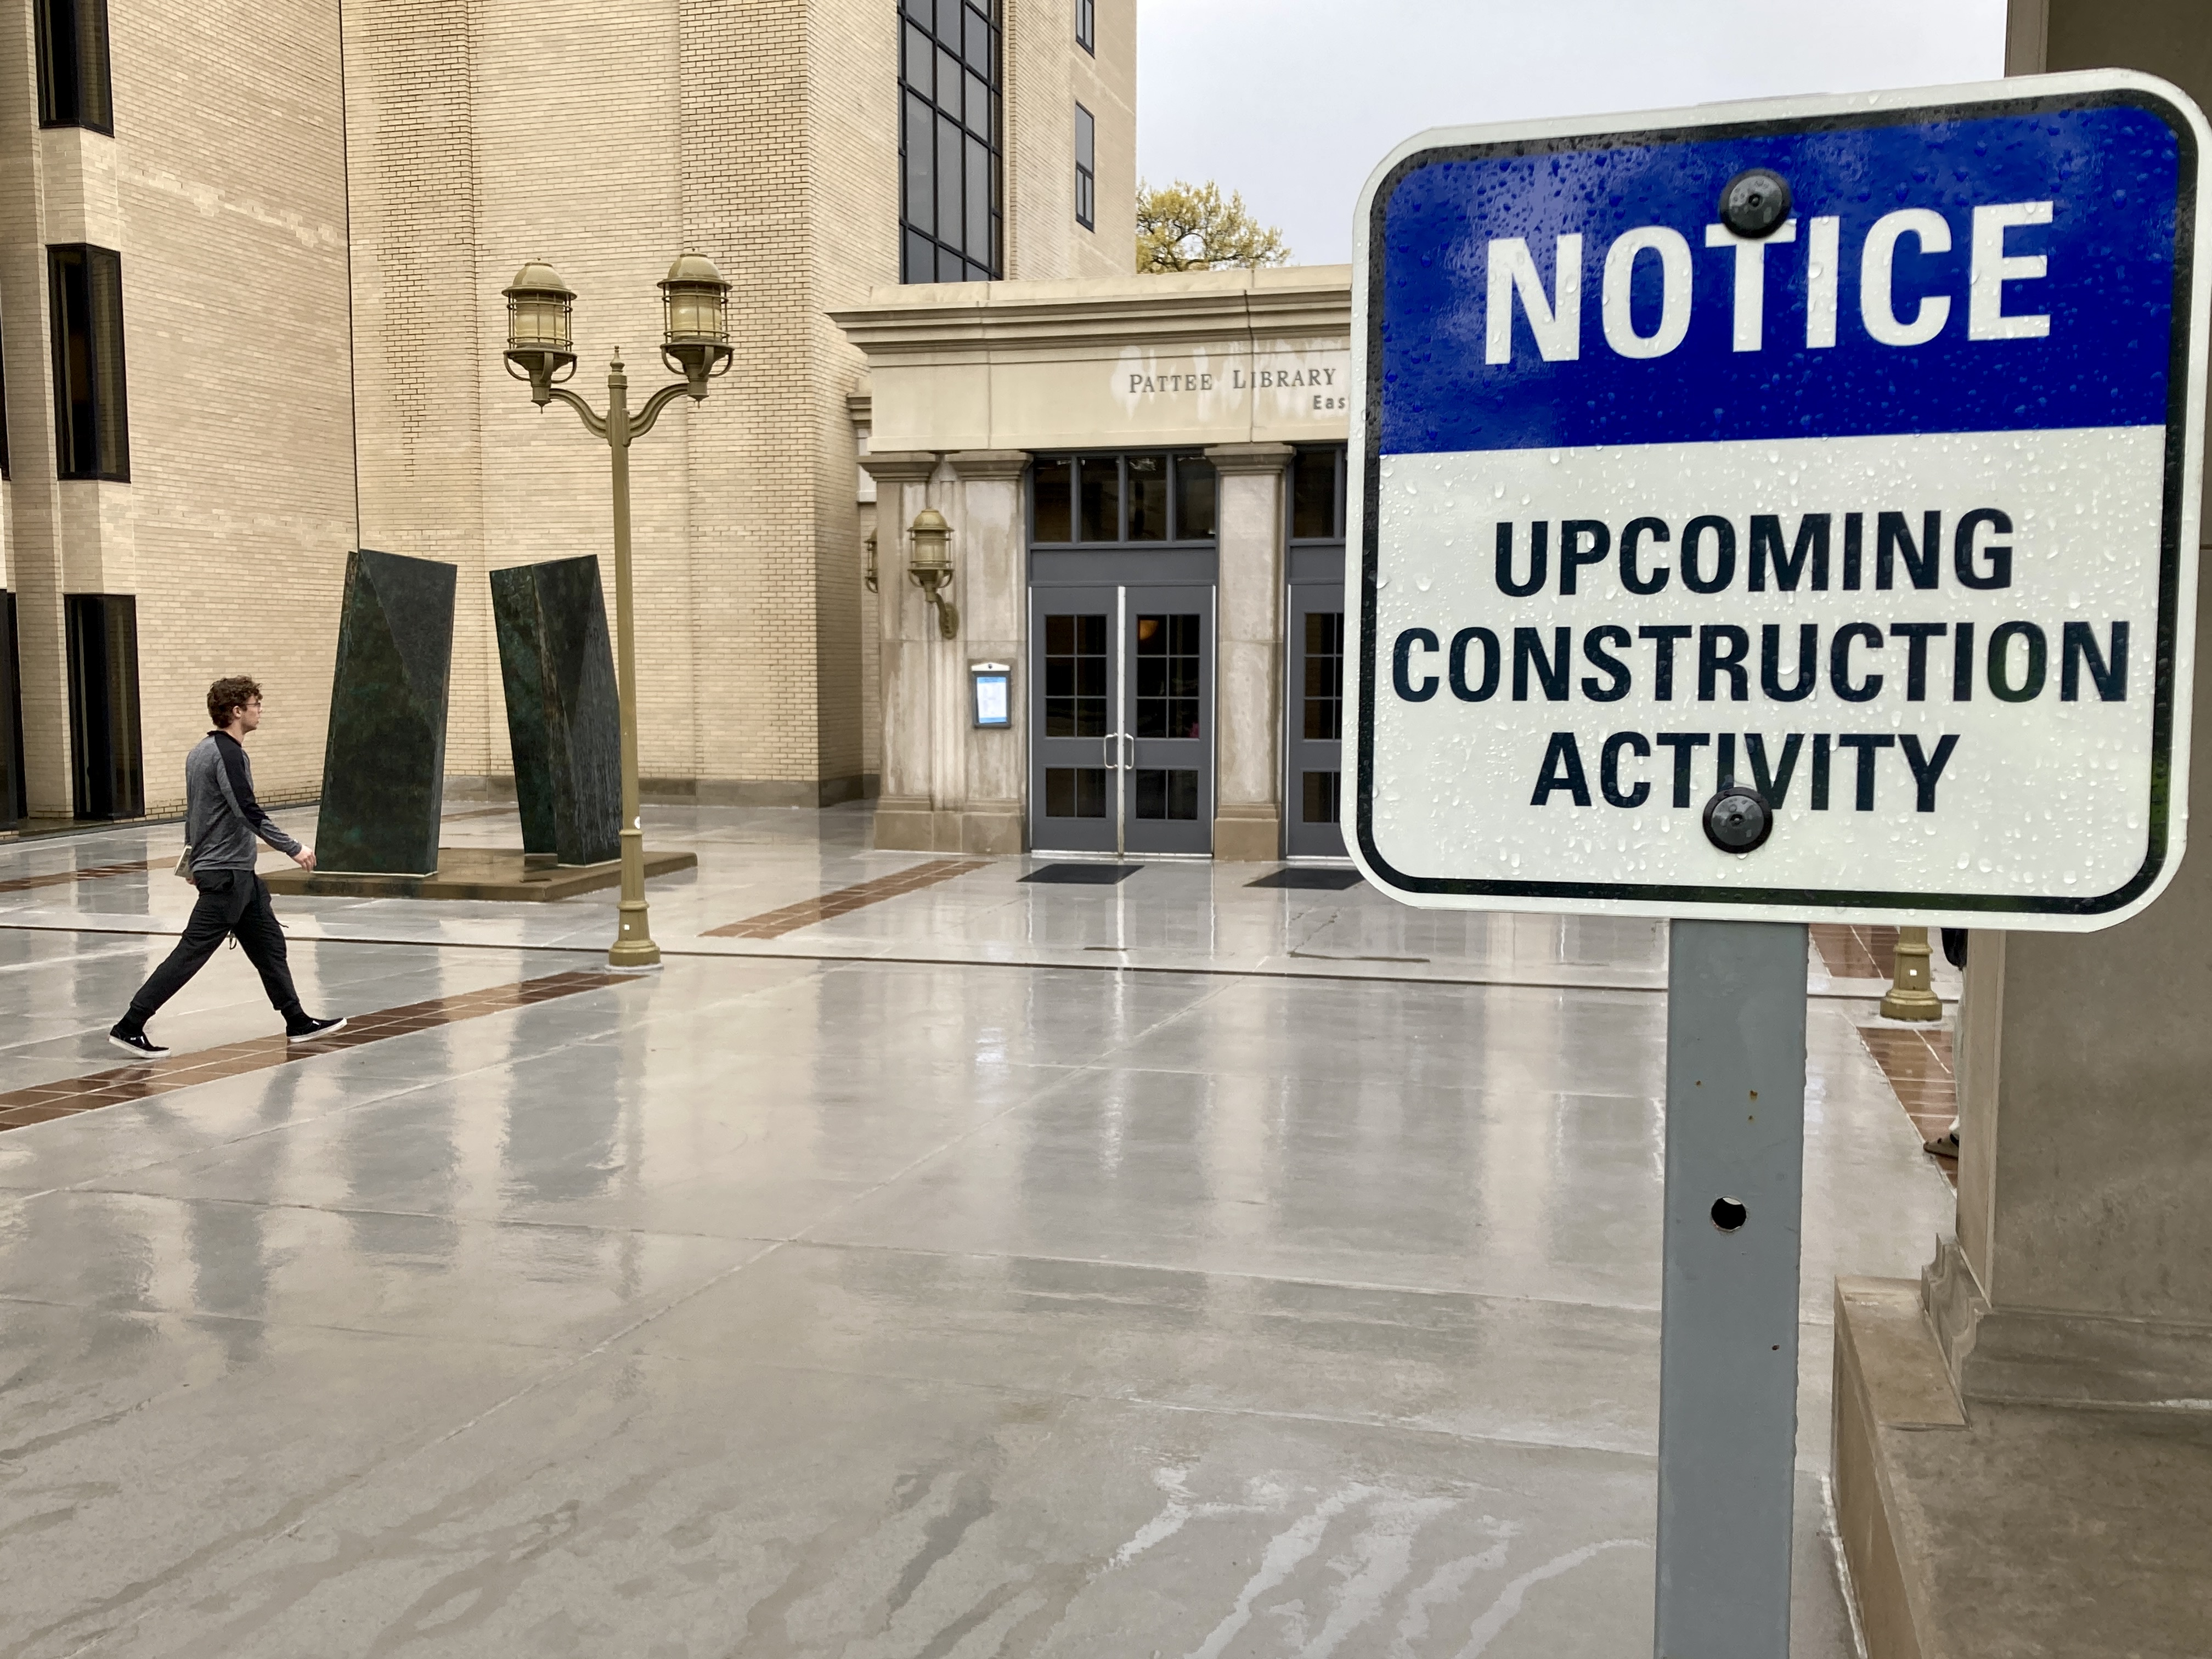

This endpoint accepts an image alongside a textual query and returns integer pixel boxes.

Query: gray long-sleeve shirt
[184,731,301,872]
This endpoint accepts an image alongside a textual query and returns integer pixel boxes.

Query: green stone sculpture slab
[314,548,456,874]
[490,556,620,867]
[490,573,558,858]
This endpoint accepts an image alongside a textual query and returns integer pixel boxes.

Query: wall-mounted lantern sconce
[864,530,878,592]
[908,507,959,639]
[970,661,1011,727]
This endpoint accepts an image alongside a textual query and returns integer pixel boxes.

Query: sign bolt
[1701,786,1774,854]
[1720,168,1792,238]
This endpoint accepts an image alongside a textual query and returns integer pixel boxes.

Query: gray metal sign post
[1347,71,2207,1659]
[1656,919,1807,1656]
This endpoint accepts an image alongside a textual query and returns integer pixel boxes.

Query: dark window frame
[1029,452,1220,548]
[64,591,143,820]
[35,0,114,134]
[0,590,25,822]
[1075,0,1094,53]
[1288,444,1348,542]
[1074,101,1096,230]
[899,0,1002,284]
[0,324,12,481]
[49,242,130,482]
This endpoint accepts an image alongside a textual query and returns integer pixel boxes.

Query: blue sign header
[1374,102,2185,453]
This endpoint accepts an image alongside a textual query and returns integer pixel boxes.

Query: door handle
[1107,732,1133,770]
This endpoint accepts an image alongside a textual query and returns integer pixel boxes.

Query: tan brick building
[0,0,356,822]
[344,0,1130,805]
[0,0,1135,821]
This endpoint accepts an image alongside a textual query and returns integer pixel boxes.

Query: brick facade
[0,0,356,818]
[341,0,1134,805]
[0,0,1132,822]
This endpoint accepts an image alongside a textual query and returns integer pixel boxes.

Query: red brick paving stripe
[0,968,634,1128]
[0,858,166,896]
[703,859,988,940]
[1813,923,1901,980]
[1856,1023,1958,1187]
[0,1105,84,1125]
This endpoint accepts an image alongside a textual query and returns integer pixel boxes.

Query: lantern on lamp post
[500,253,735,970]
[500,261,579,400]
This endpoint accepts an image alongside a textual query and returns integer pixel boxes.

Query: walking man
[109,677,344,1058]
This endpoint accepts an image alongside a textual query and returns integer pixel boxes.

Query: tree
[1135,180,1291,274]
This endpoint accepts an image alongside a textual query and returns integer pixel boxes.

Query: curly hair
[206,676,263,727]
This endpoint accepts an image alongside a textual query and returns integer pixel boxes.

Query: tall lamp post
[501,254,733,970]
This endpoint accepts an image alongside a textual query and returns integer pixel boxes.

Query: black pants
[126,869,302,1026]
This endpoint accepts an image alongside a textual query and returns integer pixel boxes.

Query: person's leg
[119,874,249,1032]
[229,877,305,1025]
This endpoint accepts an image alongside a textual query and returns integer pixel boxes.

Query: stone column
[859,452,942,851]
[944,452,1030,854]
[1205,443,1294,860]
[1927,0,2212,1409]
[1832,8,2212,1655]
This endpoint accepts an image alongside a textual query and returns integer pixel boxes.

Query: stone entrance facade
[836,265,1352,857]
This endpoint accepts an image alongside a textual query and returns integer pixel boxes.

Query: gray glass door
[1032,586,1118,854]
[1285,580,1346,858]
[1122,585,1213,855]
[1029,582,1215,855]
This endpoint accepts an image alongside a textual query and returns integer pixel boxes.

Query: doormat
[1248,867,1365,890]
[1021,864,1140,884]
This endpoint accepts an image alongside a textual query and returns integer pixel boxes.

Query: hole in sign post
[1711,1197,1749,1232]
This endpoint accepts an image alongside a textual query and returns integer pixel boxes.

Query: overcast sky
[1135,0,2010,267]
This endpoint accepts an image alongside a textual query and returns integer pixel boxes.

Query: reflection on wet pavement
[0,804,1955,1656]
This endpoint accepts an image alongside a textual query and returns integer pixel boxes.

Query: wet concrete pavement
[0,803,1955,1656]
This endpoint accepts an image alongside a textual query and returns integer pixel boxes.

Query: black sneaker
[287,1015,347,1044]
[109,1024,170,1059]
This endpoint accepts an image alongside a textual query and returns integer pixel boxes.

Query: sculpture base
[263,846,697,902]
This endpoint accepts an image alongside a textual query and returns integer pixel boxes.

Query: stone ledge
[872,799,1020,855]
[264,846,697,902]
[1834,1274,2212,1659]
[1925,1235,2212,1408]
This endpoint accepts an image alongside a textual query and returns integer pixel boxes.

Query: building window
[1074,103,1096,230]
[1031,454,1216,544]
[1,590,25,823]
[48,244,129,482]
[64,592,142,820]
[1290,445,1347,540]
[36,0,114,133]
[900,0,1001,283]
[1076,0,1094,53]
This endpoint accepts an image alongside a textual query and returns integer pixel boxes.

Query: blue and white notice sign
[1348,72,2211,928]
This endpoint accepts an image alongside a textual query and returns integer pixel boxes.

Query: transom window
[900,0,1002,284]
[1290,445,1347,540]
[1032,453,1217,544]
